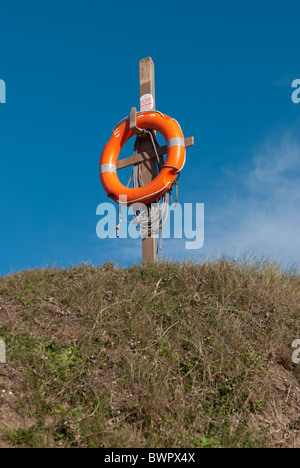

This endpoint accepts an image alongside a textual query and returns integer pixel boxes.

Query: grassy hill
[0,259,299,448]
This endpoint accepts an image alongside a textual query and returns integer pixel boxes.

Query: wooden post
[139,57,158,263]
[100,58,194,265]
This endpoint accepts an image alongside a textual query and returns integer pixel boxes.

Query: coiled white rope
[116,130,179,249]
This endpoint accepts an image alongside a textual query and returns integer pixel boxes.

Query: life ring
[100,111,186,206]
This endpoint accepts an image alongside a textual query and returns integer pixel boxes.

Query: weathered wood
[117,136,194,170]
[139,57,155,107]
[139,57,158,263]
[130,107,143,135]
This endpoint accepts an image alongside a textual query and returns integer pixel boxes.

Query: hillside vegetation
[0,259,299,448]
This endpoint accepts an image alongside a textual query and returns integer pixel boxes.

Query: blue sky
[0,0,300,274]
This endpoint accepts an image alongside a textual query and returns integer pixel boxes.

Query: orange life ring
[100,111,186,206]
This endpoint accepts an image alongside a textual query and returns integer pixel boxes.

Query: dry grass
[0,259,299,448]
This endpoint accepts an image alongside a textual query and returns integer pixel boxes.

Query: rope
[116,129,180,248]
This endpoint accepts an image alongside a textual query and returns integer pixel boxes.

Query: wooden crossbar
[116,136,194,170]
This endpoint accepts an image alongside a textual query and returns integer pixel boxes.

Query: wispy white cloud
[202,132,300,268]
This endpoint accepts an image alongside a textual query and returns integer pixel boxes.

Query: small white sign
[0,340,6,363]
[140,93,154,111]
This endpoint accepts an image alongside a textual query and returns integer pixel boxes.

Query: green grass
[0,259,299,447]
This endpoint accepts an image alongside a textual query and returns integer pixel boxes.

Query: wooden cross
[117,57,194,263]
